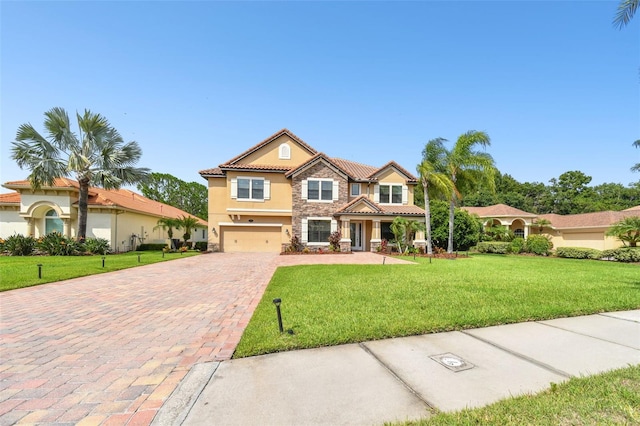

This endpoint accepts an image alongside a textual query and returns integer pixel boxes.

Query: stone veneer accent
[291,162,349,251]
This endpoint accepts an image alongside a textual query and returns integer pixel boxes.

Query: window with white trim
[231,177,271,201]
[302,178,338,202]
[45,209,63,235]
[350,183,360,197]
[378,184,405,204]
[279,143,291,160]
[301,217,338,244]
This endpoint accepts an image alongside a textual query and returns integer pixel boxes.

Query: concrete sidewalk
[156,310,640,425]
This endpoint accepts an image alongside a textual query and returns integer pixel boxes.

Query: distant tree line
[137,173,207,220]
[415,170,640,215]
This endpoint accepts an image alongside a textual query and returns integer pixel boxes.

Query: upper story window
[302,178,338,202]
[279,143,291,160]
[350,183,361,197]
[231,177,271,201]
[379,184,403,204]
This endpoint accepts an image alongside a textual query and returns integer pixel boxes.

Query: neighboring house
[0,178,207,252]
[199,128,425,253]
[462,203,640,250]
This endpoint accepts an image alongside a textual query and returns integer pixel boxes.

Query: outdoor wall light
[285,229,290,236]
[273,298,284,333]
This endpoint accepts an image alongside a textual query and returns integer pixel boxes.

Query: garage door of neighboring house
[221,226,282,253]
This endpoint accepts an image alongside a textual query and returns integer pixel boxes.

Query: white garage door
[221,226,282,253]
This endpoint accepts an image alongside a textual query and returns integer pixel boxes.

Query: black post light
[102,256,106,268]
[37,264,43,279]
[273,298,284,333]
[138,254,141,263]
[383,256,386,265]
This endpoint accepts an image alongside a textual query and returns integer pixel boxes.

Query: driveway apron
[0,252,280,425]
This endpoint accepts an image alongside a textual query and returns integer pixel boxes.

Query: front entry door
[350,222,363,251]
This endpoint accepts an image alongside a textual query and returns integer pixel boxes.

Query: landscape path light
[273,298,284,333]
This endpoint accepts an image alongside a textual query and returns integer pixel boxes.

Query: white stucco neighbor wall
[0,210,26,237]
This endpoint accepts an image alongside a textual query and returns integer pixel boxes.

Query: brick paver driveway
[0,252,409,425]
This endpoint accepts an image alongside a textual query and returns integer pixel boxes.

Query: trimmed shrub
[328,230,341,252]
[601,247,640,263]
[477,241,510,254]
[556,247,602,260]
[84,238,111,255]
[137,243,167,251]
[525,235,553,256]
[508,237,526,254]
[3,234,36,256]
[194,241,208,251]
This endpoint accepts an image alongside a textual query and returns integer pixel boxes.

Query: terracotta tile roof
[538,209,640,229]
[4,177,86,192]
[0,192,20,203]
[461,204,537,218]
[330,158,378,180]
[369,161,418,183]
[218,164,293,172]
[198,167,225,177]
[2,179,206,226]
[224,128,317,165]
[379,204,425,215]
[285,153,351,178]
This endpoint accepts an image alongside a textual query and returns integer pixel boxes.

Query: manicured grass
[0,251,200,291]
[398,364,640,425]
[234,255,640,357]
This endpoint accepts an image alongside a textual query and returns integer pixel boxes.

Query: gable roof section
[2,179,206,226]
[223,128,317,166]
[198,167,225,178]
[368,161,418,183]
[335,195,425,216]
[462,204,537,218]
[285,153,350,179]
[330,158,378,181]
[0,192,20,204]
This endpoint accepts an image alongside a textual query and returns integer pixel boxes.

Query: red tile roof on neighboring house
[462,204,538,218]
[0,192,20,203]
[223,128,317,165]
[2,179,206,226]
[538,209,640,229]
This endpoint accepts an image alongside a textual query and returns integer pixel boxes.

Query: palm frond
[613,0,638,29]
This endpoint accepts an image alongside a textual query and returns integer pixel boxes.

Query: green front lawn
[234,255,640,357]
[0,250,200,291]
[401,364,640,425]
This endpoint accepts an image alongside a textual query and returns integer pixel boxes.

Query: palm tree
[11,107,149,240]
[632,139,640,173]
[444,131,496,253]
[390,216,424,254]
[613,0,638,29]
[176,215,200,247]
[417,138,456,255]
[154,217,181,249]
[606,216,640,247]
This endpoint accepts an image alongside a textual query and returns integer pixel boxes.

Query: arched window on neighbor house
[45,209,64,235]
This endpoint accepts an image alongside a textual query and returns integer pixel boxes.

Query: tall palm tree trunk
[77,177,90,241]
[424,185,433,255]
[447,199,455,253]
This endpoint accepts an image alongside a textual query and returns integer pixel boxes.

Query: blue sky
[1,1,638,189]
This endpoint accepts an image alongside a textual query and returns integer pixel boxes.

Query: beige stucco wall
[0,208,26,237]
[547,229,624,251]
[365,169,416,206]
[242,135,315,166]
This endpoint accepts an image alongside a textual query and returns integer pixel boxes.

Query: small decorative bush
[477,241,510,254]
[3,234,36,256]
[84,238,111,255]
[288,235,303,252]
[525,235,553,256]
[601,247,640,262]
[179,245,188,252]
[194,241,208,251]
[380,239,389,253]
[508,237,525,254]
[37,232,83,256]
[556,247,602,260]
[328,230,341,252]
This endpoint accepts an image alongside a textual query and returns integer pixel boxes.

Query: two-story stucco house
[199,129,426,253]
